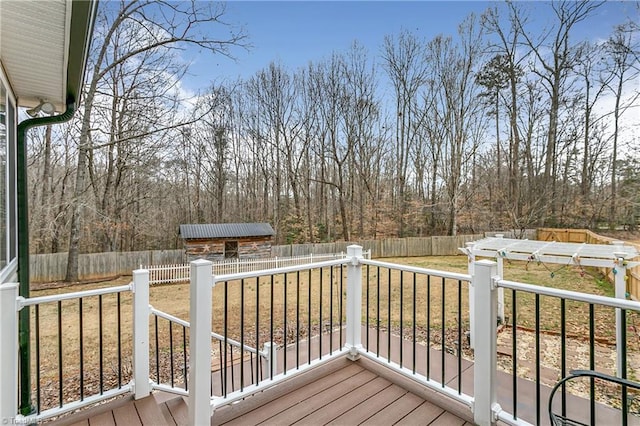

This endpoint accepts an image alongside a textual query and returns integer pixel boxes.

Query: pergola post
[613,250,627,378]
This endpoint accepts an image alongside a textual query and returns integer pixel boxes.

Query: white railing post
[494,234,505,325]
[614,252,627,378]
[466,242,475,349]
[189,260,213,426]
[132,269,150,399]
[345,245,363,360]
[473,260,500,426]
[0,283,19,424]
[263,342,277,379]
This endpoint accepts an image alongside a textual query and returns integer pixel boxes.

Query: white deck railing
[2,246,638,425]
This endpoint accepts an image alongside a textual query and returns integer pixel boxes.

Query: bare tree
[601,22,640,228]
[514,0,603,224]
[65,0,246,281]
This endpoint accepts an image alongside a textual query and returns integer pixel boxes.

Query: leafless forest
[24,1,639,281]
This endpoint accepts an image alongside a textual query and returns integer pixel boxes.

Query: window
[224,241,238,259]
[0,71,17,277]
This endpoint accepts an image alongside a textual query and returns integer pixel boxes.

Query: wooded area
[24,1,639,282]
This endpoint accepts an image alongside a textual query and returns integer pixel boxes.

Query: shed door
[224,241,238,258]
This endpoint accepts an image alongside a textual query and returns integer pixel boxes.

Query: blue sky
[181,1,637,91]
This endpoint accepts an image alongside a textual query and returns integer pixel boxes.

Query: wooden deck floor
[58,357,468,426]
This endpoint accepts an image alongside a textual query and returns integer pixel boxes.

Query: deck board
[163,397,188,426]
[361,391,426,425]
[394,400,450,425]
[260,369,377,425]
[87,410,115,426]
[293,376,391,424]
[327,383,407,425]
[111,402,142,426]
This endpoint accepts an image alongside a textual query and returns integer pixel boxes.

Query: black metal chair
[548,369,640,426]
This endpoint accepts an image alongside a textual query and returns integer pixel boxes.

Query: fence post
[614,252,627,378]
[345,245,363,360]
[132,270,151,399]
[263,342,277,379]
[0,283,19,424]
[189,260,213,426]
[473,260,500,426]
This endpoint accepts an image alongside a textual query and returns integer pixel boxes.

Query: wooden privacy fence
[538,228,640,300]
[29,249,185,283]
[29,231,536,283]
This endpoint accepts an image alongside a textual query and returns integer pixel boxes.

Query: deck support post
[189,260,214,426]
[473,260,500,425]
[345,245,363,360]
[132,269,150,399]
[0,283,19,424]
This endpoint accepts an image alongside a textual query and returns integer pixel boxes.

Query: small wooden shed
[179,223,276,262]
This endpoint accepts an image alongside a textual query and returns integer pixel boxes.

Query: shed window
[224,241,238,258]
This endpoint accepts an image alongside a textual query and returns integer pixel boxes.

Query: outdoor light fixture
[26,99,56,117]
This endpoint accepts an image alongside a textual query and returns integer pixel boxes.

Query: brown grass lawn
[28,255,639,410]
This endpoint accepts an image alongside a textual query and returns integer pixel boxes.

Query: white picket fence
[142,251,371,285]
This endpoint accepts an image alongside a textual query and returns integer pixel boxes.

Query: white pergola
[461,235,640,376]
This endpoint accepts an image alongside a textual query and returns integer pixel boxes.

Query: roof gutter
[16,96,76,415]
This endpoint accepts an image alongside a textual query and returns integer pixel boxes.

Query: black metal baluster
[339,264,344,347]
[296,271,300,369]
[319,268,323,359]
[284,273,288,372]
[412,273,417,374]
[117,292,122,387]
[99,294,104,394]
[387,268,391,363]
[218,340,224,394]
[366,264,370,352]
[224,281,228,397]
[35,304,41,413]
[377,266,380,357]
[308,269,312,365]
[561,298,566,418]
[240,279,245,391]
[169,321,175,387]
[183,325,188,391]
[256,277,260,383]
[512,289,517,418]
[79,298,84,401]
[457,279,462,394]
[441,277,445,387]
[427,275,431,380]
[621,308,628,426]
[155,316,160,383]
[589,304,595,426]
[58,300,63,407]
[400,270,404,368]
[535,294,540,425]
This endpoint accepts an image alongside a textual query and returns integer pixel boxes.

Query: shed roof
[179,223,275,240]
